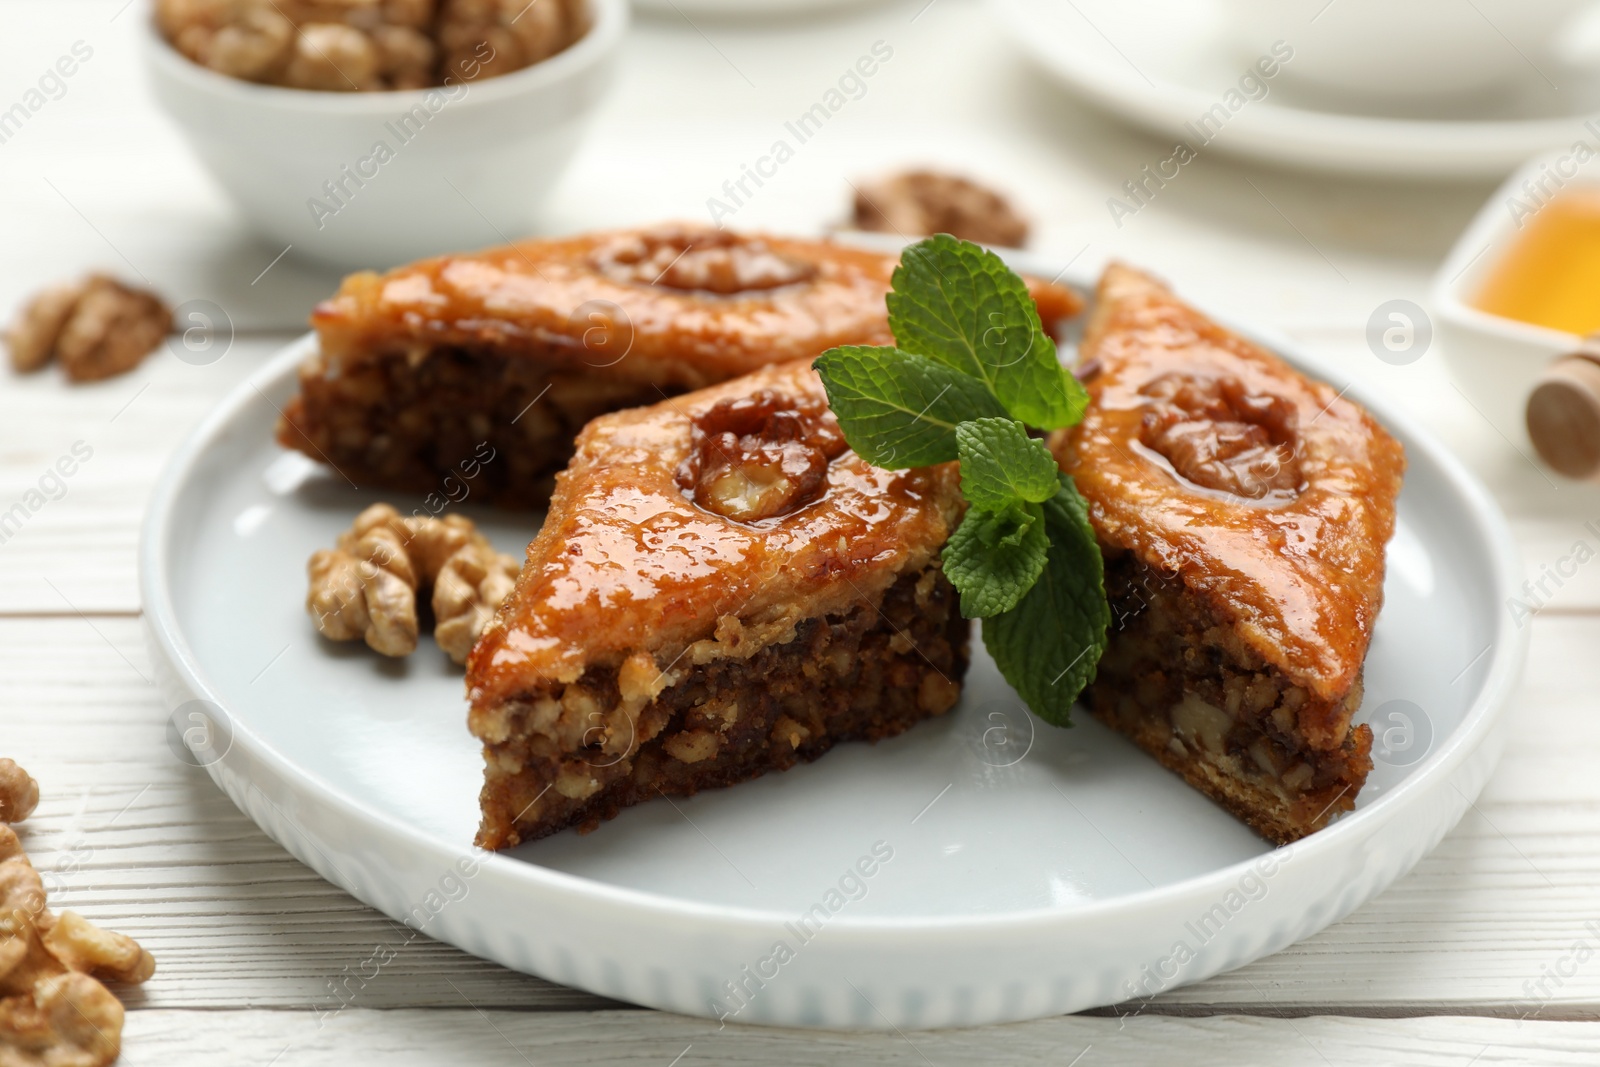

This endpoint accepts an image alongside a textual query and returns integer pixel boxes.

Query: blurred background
[8,0,1596,602]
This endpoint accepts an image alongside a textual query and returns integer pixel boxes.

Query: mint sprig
[942,499,1048,619]
[955,418,1060,508]
[984,476,1110,726]
[814,236,1108,725]
[888,234,1088,430]
[812,347,1007,468]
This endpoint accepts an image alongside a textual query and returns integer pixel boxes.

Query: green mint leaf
[887,234,1088,431]
[983,475,1110,726]
[941,500,1049,619]
[814,345,1008,469]
[955,418,1060,509]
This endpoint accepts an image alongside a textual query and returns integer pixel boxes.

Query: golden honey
[1474,187,1600,337]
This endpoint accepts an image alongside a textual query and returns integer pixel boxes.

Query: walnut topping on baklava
[1136,373,1303,502]
[591,228,820,293]
[677,389,848,521]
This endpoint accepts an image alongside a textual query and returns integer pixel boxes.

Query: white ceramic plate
[991,0,1600,178]
[141,257,1526,1030]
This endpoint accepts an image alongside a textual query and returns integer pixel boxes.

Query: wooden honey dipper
[1527,335,1600,480]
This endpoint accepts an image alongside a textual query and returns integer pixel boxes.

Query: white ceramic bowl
[1433,149,1598,450]
[142,1,627,271]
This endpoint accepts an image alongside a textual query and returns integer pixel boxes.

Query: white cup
[1223,0,1585,105]
[142,0,626,271]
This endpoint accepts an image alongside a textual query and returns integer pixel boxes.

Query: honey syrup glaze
[466,360,963,711]
[311,224,1085,385]
[1052,264,1405,707]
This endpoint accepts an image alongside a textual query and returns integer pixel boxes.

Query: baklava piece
[467,360,968,848]
[275,224,1081,505]
[1052,264,1405,843]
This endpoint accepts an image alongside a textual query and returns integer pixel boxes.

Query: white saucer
[140,254,1526,1029]
[992,0,1600,178]
[631,0,870,18]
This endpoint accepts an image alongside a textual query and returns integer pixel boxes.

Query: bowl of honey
[1433,149,1600,454]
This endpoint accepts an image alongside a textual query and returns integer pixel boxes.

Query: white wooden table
[5,1,1600,1062]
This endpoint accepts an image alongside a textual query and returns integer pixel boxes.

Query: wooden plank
[0,335,281,614]
[1,613,615,1013]
[2,613,1597,1014]
[0,2,347,332]
[114,1010,1600,1065]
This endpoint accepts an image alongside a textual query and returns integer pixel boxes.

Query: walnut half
[592,228,818,294]
[0,762,38,825]
[852,169,1030,248]
[676,390,848,522]
[307,504,520,663]
[1137,373,1303,502]
[436,0,588,82]
[0,762,155,1067]
[5,275,172,383]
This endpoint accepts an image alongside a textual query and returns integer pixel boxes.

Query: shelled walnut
[593,228,818,295]
[308,503,520,663]
[851,169,1030,248]
[677,390,847,522]
[436,0,587,81]
[0,762,37,825]
[4,276,172,383]
[1,762,156,1067]
[1138,373,1303,502]
[156,0,589,91]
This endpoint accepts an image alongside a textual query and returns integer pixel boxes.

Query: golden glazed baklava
[466,360,969,848]
[276,224,1082,506]
[1052,264,1405,843]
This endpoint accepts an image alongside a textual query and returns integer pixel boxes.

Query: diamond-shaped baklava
[467,359,969,848]
[1052,264,1405,843]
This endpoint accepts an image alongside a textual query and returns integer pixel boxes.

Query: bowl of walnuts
[144,0,626,270]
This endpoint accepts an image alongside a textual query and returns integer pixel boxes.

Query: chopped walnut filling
[5,276,171,383]
[1137,373,1302,501]
[592,229,819,294]
[1,762,155,1067]
[307,503,520,663]
[677,390,847,522]
[852,169,1030,248]
[155,0,587,90]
